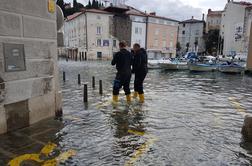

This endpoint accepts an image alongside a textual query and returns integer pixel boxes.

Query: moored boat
[148,59,172,69]
[219,63,245,73]
[189,63,218,72]
[159,59,188,70]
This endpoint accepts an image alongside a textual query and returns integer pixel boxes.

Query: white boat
[189,63,218,72]
[148,59,172,69]
[189,56,218,72]
[159,59,188,70]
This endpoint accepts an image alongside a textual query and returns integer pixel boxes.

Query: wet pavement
[1,60,252,165]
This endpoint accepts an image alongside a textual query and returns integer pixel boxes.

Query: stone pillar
[247,22,252,72]
[0,0,62,134]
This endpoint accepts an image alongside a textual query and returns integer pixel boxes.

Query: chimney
[192,16,194,19]
[208,9,211,14]
[150,12,156,16]
[202,13,205,21]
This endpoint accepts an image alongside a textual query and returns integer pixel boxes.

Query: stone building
[146,13,179,58]
[206,9,222,32]
[220,0,252,56]
[64,9,119,60]
[178,16,206,54]
[0,0,62,134]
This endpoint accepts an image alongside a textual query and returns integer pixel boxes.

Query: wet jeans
[134,72,147,94]
[113,73,131,96]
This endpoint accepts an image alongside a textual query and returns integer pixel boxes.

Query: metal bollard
[99,80,103,95]
[63,71,66,82]
[92,76,95,88]
[78,74,81,85]
[83,84,88,103]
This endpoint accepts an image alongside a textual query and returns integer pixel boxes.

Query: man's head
[119,41,127,49]
[133,43,141,53]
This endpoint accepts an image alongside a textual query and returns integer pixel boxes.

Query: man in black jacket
[132,43,148,103]
[111,41,132,103]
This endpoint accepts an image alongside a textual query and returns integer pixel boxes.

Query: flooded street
[56,60,252,165]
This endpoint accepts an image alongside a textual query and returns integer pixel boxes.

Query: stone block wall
[0,0,62,134]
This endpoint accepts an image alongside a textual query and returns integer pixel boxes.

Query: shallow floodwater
[58,60,252,166]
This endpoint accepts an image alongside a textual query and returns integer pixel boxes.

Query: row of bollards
[63,72,103,103]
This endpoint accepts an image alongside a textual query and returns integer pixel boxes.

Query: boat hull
[189,64,217,72]
[160,63,188,70]
[219,66,244,73]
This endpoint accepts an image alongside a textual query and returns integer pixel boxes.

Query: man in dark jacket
[132,43,148,103]
[111,41,132,103]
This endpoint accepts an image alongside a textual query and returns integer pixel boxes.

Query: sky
[65,0,252,21]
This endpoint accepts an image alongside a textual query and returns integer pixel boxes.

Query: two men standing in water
[111,41,148,104]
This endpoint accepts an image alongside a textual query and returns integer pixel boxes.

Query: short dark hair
[133,43,140,48]
[119,41,127,48]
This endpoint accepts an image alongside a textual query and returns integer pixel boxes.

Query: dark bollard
[63,71,66,82]
[99,80,103,95]
[92,76,95,88]
[78,74,81,85]
[83,84,88,103]
[242,115,252,142]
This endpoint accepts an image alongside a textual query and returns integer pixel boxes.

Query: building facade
[220,1,252,56]
[64,9,119,60]
[0,0,62,134]
[178,17,206,54]
[206,9,222,32]
[146,13,179,59]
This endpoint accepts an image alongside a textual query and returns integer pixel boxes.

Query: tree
[86,0,92,8]
[205,29,219,55]
[73,0,78,11]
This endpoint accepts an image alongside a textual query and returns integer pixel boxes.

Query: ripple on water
[57,60,252,165]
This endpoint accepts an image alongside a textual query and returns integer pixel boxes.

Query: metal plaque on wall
[3,43,26,72]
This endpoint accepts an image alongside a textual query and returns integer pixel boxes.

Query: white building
[64,9,119,60]
[178,16,205,54]
[126,7,147,48]
[220,1,252,56]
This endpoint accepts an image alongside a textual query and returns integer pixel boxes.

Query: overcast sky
[65,0,252,21]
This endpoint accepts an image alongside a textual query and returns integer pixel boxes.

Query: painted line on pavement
[8,142,76,166]
[228,97,247,117]
[125,129,157,166]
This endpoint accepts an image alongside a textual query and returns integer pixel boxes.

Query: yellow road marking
[228,97,247,117]
[40,142,57,156]
[125,129,157,166]
[124,138,156,166]
[128,129,145,136]
[8,142,76,166]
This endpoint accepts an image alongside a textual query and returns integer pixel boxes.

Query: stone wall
[0,0,62,134]
[248,22,252,71]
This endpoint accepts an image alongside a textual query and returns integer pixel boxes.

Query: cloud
[65,0,252,21]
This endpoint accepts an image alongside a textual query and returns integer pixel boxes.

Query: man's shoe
[133,91,138,98]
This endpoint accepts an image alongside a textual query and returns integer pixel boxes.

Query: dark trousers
[113,73,131,96]
[134,72,147,94]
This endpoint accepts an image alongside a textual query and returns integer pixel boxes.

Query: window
[97,39,101,46]
[182,30,185,35]
[183,23,186,27]
[162,40,166,48]
[97,15,101,19]
[113,40,117,47]
[195,30,199,35]
[97,26,102,35]
[135,27,138,34]
[170,42,173,48]
[139,28,142,35]
[155,29,159,35]
[154,39,158,47]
